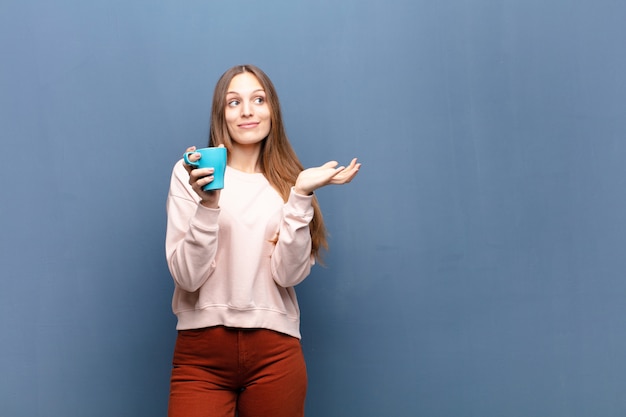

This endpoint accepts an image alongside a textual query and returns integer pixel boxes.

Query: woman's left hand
[294,158,361,195]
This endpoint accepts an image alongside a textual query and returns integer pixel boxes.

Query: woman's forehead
[227,72,264,95]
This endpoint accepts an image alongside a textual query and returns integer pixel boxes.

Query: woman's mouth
[238,122,259,129]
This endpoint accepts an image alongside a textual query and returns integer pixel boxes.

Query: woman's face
[224,72,271,147]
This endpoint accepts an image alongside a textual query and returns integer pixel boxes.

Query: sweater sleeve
[165,161,220,292]
[270,188,316,287]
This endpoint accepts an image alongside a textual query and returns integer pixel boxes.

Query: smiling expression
[224,72,272,147]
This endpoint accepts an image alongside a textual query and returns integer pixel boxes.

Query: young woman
[165,64,360,417]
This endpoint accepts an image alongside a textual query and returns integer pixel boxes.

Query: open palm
[294,158,361,195]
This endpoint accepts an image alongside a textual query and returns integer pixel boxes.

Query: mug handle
[183,152,200,167]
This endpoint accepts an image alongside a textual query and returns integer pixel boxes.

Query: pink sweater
[165,161,315,339]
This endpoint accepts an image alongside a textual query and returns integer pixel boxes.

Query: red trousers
[168,326,307,417]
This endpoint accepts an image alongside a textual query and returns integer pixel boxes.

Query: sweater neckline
[226,166,268,183]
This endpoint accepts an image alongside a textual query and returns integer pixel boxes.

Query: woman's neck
[228,142,262,173]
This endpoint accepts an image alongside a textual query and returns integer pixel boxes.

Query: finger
[190,175,214,192]
[330,158,357,175]
[325,167,349,184]
[190,167,215,180]
[333,162,356,177]
[343,160,360,173]
[186,153,201,162]
[321,160,339,169]
[337,158,358,173]
[183,146,198,162]
[197,175,215,189]
[331,165,360,184]
[183,147,200,167]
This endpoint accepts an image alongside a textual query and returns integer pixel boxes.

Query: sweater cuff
[287,187,314,216]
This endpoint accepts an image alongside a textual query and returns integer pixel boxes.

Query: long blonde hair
[208,64,328,261]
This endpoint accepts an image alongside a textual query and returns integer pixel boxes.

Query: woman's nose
[241,101,253,116]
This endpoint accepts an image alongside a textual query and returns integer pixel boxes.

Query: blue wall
[2,1,626,416]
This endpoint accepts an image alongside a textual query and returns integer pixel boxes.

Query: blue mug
[183,147,227,190]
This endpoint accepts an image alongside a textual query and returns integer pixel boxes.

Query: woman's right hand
[183,146,221,208]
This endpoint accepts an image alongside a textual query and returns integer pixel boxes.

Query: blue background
[2,1,626,416]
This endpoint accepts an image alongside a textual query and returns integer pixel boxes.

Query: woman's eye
[254,97,264,104]
[228,99,240,107]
